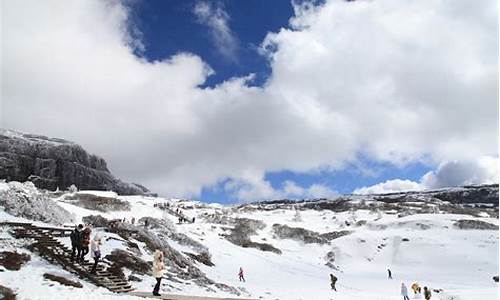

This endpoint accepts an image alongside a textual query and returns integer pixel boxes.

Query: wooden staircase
[1,222,134,293]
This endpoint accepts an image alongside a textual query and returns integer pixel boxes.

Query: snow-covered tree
[292,207,302,222]
[68,184,78,193]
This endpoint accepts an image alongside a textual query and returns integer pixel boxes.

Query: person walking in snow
[330,274,337,291]
[411,282,421,294]
[387,268,393,279]
[70,224,83,262]
[238,267,245,282]
[401,283,409,300]
[152,250,165,296]
[79,226,92,262]
[90,235,102,274]
[423,286,432,300]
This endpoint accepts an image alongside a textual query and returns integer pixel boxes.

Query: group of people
[70,224,102,274]
[329,271,432,300]
[402,282,432,299]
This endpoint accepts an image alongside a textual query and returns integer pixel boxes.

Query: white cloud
[421,157,499,189]
[354,179,423,195]
[224,177,337,203]
[194,1,239,62]
[354,156,498,194]
[1,0,498,202]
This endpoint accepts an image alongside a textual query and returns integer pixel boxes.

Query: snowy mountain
[0,129,151,195]
[0,180,498,300]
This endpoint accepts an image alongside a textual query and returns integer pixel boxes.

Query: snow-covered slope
[0,181,498,300]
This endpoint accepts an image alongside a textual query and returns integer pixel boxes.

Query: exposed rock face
[0,129,149,195]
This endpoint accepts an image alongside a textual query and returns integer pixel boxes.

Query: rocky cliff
[0,129,149,195]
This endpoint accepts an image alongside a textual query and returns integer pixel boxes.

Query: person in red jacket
[238,267,245,282]
[79,226,92,262]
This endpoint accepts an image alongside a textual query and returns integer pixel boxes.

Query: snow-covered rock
[0,181,74,224]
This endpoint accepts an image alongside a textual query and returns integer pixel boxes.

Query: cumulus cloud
[353,179,423,195]
[354,156,498,194]
[194,1,239,62]
[421,157,499,189]
[1,0,498,202]
[224,177,337,202]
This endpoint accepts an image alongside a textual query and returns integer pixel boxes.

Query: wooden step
[4,222,134,294]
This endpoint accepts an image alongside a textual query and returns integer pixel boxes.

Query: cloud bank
[1,0,498,202]
[354,157,499,194]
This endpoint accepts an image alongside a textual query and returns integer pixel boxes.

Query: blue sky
[126,0,436,203]
[130,0,294,87]
[3,0,497,203]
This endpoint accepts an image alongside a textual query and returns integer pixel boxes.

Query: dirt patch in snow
[0,285,16,300]
[0,251,31,271]
[43,273,83,288]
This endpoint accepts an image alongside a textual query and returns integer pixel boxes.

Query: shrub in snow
[104,249,151,276]
[325,250,340,270]
[222,218,282,254]
[63,193,130,212]
[0,181,74,224]
[292,209,302,222]
[272,223,351,245]
[454,219,498,230]
[82,215,109,227]
[138,217,208,253]
[67,184,78,193]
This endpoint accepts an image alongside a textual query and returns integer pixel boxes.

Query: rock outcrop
[0,129,149,195]
[0,181,74,225]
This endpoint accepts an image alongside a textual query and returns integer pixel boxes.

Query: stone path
[128,291,257,300]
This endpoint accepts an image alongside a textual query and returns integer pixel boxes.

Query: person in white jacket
[90,235,102,274]
[152,250,165,296]
[401,283,409,300]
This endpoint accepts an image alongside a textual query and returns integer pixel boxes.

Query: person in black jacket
[70,224,83,262]
[330,274,337,291]
[423,286,432,300]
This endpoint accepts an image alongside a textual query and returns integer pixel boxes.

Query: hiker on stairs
[80,226,92,263]
[90,235,102,274]
[70,224,83,262]
[152,250,165,296]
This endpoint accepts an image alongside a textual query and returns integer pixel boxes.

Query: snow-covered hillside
[0,181,498,300]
